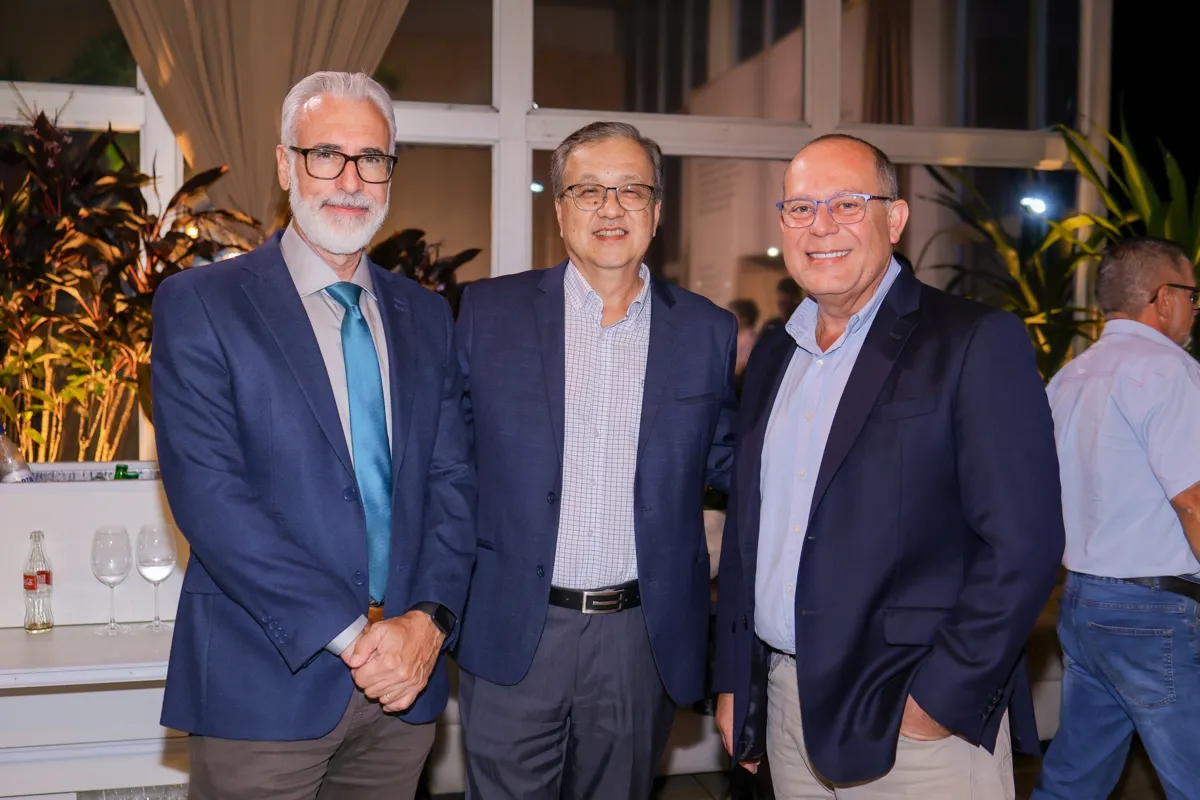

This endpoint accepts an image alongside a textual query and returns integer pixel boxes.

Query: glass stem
[153,583,161,627]
[108,586,116,629]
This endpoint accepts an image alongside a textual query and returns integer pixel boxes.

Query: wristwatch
[411,601,456,636]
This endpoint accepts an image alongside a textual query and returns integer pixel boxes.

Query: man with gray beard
[151,70,475,800]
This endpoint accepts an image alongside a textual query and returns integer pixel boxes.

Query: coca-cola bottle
[1,425,34,484]
[24,531,53,633]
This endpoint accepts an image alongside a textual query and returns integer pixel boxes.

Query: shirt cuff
[325,615,368,656]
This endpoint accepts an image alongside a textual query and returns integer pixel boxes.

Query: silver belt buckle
[581,589,623,614]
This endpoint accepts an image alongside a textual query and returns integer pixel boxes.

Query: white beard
[288,162,389,255]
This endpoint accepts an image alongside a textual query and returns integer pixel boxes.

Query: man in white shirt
[1035,236,1200,799]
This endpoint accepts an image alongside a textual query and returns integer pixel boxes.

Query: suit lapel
[808,267,921,522]
[534,264,568,470]
[636,278,678,458]
[739,332,797,565]
[372,268,417,483]
[243,250,354,478]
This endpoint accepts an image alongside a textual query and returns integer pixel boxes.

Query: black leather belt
[549,580,641,614]
[1124,576,1200,605]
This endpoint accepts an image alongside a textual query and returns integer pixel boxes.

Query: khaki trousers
[766,653,1015,799]
[188,687,435,800]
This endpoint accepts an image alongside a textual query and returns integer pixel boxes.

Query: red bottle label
[36,570,51,587]
[23,573,36,592]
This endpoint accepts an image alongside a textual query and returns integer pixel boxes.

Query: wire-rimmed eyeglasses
[560,183,658,212]
[776,193,893,228]
[1151,282,1200,311]
[289,146,397,184]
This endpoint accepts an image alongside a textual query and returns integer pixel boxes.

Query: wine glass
[136,523,178,632]
[92,526,132,635]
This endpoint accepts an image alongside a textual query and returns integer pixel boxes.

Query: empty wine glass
[92,526,131,635]
[136,523,178,632]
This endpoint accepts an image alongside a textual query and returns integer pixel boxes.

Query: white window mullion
[803,0,842,132]
[1073,0,1114,313]
[392,102,500,146]
[137,69,183,217]
[0,82,144,130]
[492,0,534,276]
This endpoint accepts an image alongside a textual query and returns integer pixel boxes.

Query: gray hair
[1096,236,1190,316]
[280,71,396,154]
[549,121,664,200]
[796,133,900,200]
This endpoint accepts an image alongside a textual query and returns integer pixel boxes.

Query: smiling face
[275,94,392,256]
[779,138,908,306]
[554,136,661,277]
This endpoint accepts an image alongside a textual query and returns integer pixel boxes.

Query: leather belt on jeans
[1124,576,1200,605]
[549,580,641,614]
[368,601,384,625]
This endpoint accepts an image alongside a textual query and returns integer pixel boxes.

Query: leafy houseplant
[0,111,260,462]
[368,227,480,318]
[918,166,1101,382]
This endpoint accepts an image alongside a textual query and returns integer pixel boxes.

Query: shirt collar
[786,256,902,353]
[280,222,377,301]
[1100,318,1187,351]
[565,260,652,321]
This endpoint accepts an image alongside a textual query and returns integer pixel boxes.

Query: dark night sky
[1107,2,1194,200]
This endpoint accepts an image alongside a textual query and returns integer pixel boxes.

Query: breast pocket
[873,395,937,421]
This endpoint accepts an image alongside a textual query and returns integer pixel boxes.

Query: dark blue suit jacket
[452,262,738,705]
[152,234,475,740]
[714,264,1064,784]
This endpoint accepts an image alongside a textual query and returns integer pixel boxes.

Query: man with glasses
[1034,237,1200,799]
[714,134,1064,797]
[152,70,474,799]
[452,121,738,798]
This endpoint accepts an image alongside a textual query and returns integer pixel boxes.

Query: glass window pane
[375,0,492,105]
[772,0,805,43]
[841,0,1079,129]
[533,151,793,322]
[376,145,492,307]
[534,0,803,119]
[0,0,136,86]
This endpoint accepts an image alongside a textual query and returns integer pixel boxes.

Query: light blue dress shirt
[1047,319,1200,578]
[755,258,901,654]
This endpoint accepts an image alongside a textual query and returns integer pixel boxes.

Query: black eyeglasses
[560,183,657,212]
[1150,282,1200,311]
[289,146,397,184]
[776,193,893,228]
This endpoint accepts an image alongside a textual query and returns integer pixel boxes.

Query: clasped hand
[340,610,445,713]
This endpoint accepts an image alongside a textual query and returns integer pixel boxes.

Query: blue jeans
[1032,572,1200,800]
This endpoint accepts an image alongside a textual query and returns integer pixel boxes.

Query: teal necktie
[326,282,392,603]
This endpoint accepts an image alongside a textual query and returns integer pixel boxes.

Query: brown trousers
[766,653,1015,799]
[188,687,436,800]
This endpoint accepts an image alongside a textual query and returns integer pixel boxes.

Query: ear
[652,198,663,237]
[276,145,293,192]
[886,199,910,244]
[554,197,565,237]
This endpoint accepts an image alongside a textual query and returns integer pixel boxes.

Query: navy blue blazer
[152,234,475,741]
[714,264,1064,784]
[452,262,738,705]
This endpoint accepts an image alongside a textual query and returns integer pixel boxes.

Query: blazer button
[536,565,545,578]
[742,614,749,629]
[343,487,358,501]
[546,491,557,504]
[353,571,366,586]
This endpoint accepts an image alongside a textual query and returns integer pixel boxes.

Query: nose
[597,188,625,218]
[808,201,839,236]
[336,159,364,194]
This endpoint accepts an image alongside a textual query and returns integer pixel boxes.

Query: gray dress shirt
[279,224,392,654]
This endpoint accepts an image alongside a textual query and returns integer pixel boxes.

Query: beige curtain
[109,0,409,230]
[862,0,913,125]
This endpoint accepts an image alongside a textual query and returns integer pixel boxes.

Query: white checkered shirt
[552,261,653,590]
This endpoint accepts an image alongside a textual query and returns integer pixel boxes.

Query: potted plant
[0,111,260,463]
